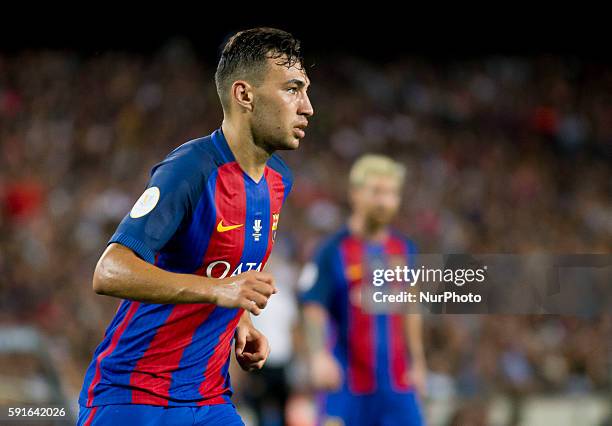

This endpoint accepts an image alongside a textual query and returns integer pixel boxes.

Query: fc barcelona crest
[272,213,280,241]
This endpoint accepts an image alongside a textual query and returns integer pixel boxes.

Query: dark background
[2,12,610,59]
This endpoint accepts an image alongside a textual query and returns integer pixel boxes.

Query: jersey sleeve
[108,145,209,264]
[298,241,338,309]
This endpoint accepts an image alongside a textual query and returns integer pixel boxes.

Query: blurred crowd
[0,40,610,412]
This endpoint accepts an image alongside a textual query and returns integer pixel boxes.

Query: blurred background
[0,17,610,426]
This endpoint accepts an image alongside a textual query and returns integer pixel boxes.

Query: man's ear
[231,80,254,112]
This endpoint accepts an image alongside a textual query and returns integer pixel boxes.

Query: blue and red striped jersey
[79,128,293,407]
[300,227,417,395]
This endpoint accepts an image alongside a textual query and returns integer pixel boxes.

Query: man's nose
[299,93,314,117]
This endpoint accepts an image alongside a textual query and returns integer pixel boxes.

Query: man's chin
[369,216,394,228]
[274,138,301,151]
[288,138,301,149]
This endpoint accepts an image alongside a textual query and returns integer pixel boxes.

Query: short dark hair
[215,27,303,110]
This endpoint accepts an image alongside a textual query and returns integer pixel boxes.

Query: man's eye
[287,87,298,94]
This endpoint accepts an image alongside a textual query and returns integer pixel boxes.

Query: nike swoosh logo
[217,220,243,233]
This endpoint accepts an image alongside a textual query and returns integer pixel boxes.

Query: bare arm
[302,303,342,390]
[302,303,328,354]
[405,314,425,364]
[405,314,427,395]
[93,243,276,314]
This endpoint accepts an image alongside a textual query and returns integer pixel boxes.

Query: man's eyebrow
[286,78,310,88]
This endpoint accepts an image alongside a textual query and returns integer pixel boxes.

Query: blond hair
[349,154,406,188]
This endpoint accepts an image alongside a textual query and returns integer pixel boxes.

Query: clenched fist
[211,271,277,315]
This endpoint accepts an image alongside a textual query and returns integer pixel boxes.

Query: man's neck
[221,120,271,183]
[348,214,389,243]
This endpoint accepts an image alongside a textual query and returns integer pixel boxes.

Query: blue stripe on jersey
[281,174,291,203]
[166,306,239,400]
[366,244,389,390]
[376,314,388,389]
[332,239,351,369]
[405,237,417,268]
[238,175,271,271]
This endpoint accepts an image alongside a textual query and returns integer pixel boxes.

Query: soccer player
[77,27,313,426]
[299,155,426,426]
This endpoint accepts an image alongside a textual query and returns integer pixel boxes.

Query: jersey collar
[211,127,236,165]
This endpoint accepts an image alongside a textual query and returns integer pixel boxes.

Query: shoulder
[150,135,219,181]
[267,153,293,185]
[299,228,348,293]
[315,228,351,259]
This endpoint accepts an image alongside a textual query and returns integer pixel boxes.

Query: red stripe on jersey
[342,236,376,394]
[384,235,406,257]
[195,162,246,278]
[200,395,228,406]
[260,166,285,268]
[130,304,216,405]
[84,406,98,426]
[198,311,243,402]
[87,301,140,406]
[385,235,411,391]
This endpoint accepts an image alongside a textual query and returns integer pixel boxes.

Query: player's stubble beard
[364,204,399,231]
[250,94,300,153]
